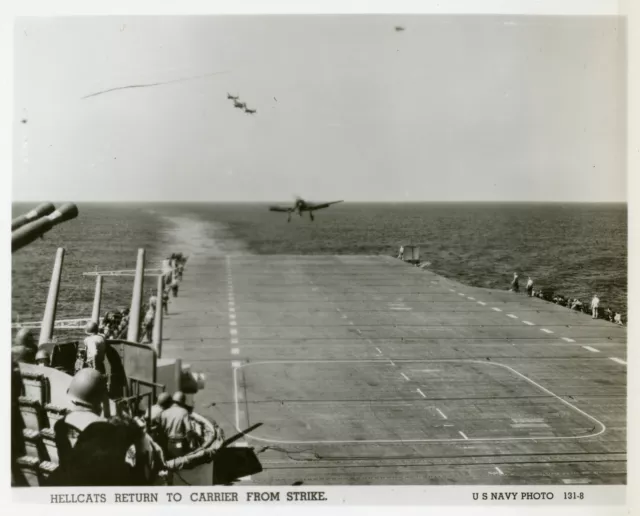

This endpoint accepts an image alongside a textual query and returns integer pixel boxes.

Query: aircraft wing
[268,205,293,213]
[307,200,344,210]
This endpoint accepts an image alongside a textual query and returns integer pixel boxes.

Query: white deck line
[477,301,486,306]
[492,307,502,312]
[522,321,534,326]
[541,328,554,334]
[610,357,627,365]
[507,314,518,319]
[495,467,504,475]
[232,358,607,444]
[436,408,448,420]
[401,373,410,381]
[467,297,475,301]
[562,337,576,342]
[416,388,426,398]
[582,346,600,353]
[459,431,469,440]
[231,348,239,355]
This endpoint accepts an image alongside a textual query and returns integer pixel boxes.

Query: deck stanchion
[91,275,103,325]
[39,248,65,346]
[127,249,145,342]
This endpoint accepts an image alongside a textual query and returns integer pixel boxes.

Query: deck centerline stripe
[582,346,600,353]
[436,408,448,420]
[401,373,410,381]
[459,431,469,440]
[610,357,626,365]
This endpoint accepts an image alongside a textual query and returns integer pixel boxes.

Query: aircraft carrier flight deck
[160,254,627,486]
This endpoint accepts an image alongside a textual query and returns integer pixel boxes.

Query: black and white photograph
[4,1,634,511]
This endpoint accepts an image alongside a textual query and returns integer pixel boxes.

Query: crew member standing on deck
[84,321,107,374]
[510,273,520,293]
[158,392,194,459]
[590,294,600,319]
[170,273,180,298]
[397,245,404,260]
[526,277,534,297]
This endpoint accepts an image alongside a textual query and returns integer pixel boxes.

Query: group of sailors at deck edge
[11,251,226,486]
[509,272,625,325]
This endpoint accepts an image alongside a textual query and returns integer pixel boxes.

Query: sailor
[54,368,107,466]
[148,392,173,449]
[162,289,170,315]
[526,277,534,297]
[170,274,180,298]
[35,349,51,367]
[84,321,107,373]
[11,344,36,364]
[14,328,38,355]
[158,391,194,459]
[397,245,404,260]
[142,304,155,344]
[614,312,623,325]
[590,294,600,319]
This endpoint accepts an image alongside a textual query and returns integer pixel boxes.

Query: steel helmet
[157,392,172,409]
[14,328,36,351]
[35,349,50,362]
[85,321,99,335]
[172,391,186,405]
[67,368,106,409]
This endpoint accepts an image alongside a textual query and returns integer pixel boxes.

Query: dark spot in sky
[21,119,27,124]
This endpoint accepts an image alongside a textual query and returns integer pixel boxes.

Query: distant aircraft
[395,26,405,31]
[244,107,256,114]
[268,197,344,222]
[227,93,239,100]
[233,100,245,109]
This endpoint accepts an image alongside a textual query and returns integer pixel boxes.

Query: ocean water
[11,202,628,333]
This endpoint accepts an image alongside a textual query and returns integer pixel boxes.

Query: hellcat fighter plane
[268,197,344,222]
[233,100,246,109]
[244,107,257,114]
[227,93,239,100]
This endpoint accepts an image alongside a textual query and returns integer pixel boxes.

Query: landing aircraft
[244,107,257,114]
[227,93,239,100]
[268,197,344,222]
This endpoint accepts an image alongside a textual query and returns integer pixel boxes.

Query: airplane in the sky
[268,197,344,222]
[244,107,257,114]
[227,93,239,100]
[395,26,405,31]
[233,100,246,109]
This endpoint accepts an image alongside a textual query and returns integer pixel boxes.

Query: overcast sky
[12,15,626,202]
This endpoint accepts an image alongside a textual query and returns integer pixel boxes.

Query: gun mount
[12,203,79,253]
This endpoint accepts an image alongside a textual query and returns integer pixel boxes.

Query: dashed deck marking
[375,347,382,355]
[231,361,241,368]
[459,431,469,440]
[230,320,237,326]
[436,408,448,420]
[467,297,475,301]
[492,307,502,312]
[356,329,362,334]
[477,301,486,306]
[389,359,396,366]
[390,307,412,310]
[231,338,239,344]
[458,293,465,297]
[231,348,239,355]
[349,321,354,325]
[341,314,348,319]
[400,373,410,381]
[610,357,627,365]
[506,314,518,319]
[495,467,504,475]
[232,359,608,444]
[230,328,238,336]
[562,337,576,342]
[541,328,554,334]
[582,346,600,353]
[522,320,534,326]
[449,289,455,292]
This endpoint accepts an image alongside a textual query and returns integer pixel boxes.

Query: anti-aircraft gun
[12,202,79,253]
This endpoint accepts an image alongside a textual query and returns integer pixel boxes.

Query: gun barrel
[11,203,79,253]
[11,202,56,231]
